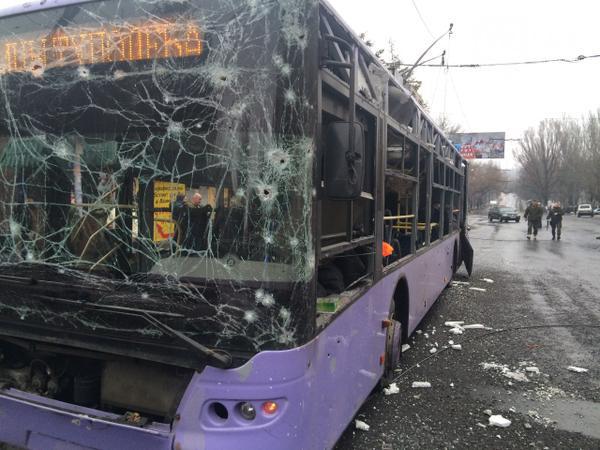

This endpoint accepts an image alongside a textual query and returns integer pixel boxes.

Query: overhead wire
[395,53,600,68]
[410,0,434,39]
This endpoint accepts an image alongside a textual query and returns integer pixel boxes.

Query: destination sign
[1,21,203,74]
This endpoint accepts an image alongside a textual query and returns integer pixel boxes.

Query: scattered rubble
[463,324,485,329]
[469,287,487,292]
[383,383,400,396]
[525,367,540,374]
[489,414,512,428]
[451,344,463,351]
[449,327,464,335]
[354,420,370,431]
[567,366,589,373]
[412,381,432,388]
[429,347,437,354]
[401,344,411,353]
[481,278,495,283]
[480,362,529,382]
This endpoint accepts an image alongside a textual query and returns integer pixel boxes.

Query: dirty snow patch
[567,366,589,373]
[383,383,400,396]
[489,415,511,428]
[355,420,370,431]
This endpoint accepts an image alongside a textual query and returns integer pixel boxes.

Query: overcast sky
[328,0,600,167]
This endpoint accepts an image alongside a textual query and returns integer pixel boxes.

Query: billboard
[450,132,505,159]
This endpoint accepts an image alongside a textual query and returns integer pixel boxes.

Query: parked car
[576,204,594,217]
[593,207,600,215]
[488,206,521,222]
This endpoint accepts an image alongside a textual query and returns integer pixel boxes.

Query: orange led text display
[1,21,203,73]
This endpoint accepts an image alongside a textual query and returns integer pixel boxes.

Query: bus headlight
[238,402,256,421]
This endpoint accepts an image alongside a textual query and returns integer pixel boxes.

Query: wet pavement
[336,213,600,450]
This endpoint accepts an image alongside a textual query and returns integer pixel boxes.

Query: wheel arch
[393,276,410,342]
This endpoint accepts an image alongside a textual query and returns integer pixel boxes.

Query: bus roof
[320,0,464,161]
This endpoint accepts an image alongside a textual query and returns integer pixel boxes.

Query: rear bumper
[0,390,172,450]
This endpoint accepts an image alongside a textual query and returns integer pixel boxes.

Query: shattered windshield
[0,0,317,357]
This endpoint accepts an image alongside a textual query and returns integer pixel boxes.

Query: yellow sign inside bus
[1,21,202,73]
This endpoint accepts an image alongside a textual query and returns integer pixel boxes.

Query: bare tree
[555,119,585,206]
[437,115,462,136]
[516,120,563,204]
[467,163,504,209]
[582,110,600,203]
[359,33,427,107]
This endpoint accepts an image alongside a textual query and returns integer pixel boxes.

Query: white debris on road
[449,327,464,335]
[463,324,485,329]
[567,366,589,373]
[401,344,411,353]
[355,420,370,431]
[448,340,454,345]
[444,321,465,327]
[451,281,470,286]
[481,278,495,283]
[429,347,437,354]
[383,383,400,396]
[480,362,529,382]
[451,344,463,351]
[503,370,529,382]
[483,409,493,416]
[469,287,487,292]
[412,381,432,388]
[525,367,540,374]
[489,415,512,428]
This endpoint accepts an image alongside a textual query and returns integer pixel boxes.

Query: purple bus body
[0,235,456,449]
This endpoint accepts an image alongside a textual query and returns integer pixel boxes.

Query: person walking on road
[524,200,544,240]
[547,202,564,240]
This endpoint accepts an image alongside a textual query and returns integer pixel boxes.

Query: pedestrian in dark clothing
[524,200,544,240]
[547,202,564,240]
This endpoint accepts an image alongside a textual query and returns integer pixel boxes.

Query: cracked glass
[0,0,317,366]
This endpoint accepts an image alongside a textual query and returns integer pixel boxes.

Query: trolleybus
[0,0,471,448]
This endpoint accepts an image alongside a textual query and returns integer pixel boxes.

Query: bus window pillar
[425,149,433,246]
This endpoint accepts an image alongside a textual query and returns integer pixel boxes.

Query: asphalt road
[335,213,600,450]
